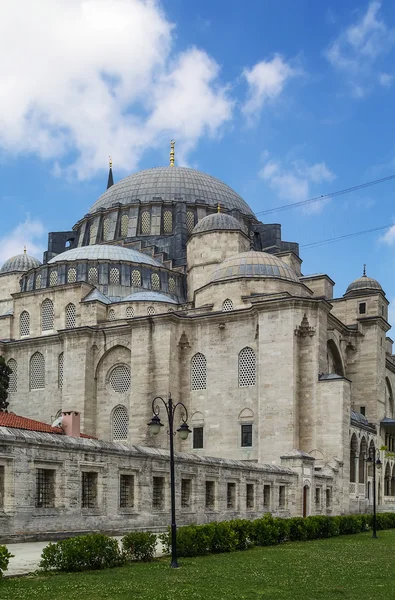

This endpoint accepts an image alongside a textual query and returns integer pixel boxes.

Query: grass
[2,530,395,600]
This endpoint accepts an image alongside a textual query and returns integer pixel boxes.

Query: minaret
[170,140,175,167]
[107,156,114,189]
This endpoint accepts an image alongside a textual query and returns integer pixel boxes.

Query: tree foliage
[0,356,11,412]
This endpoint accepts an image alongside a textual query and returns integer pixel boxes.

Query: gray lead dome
[0,253,41,274]
[192,212,244,234]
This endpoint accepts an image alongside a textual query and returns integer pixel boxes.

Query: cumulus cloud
[379,72,393,87]
[0,0,233,179]
[242,55,298,120]
[381,224,395,245]
[0,218,46,264]
[325,1,395,96]
[259,157,335,211]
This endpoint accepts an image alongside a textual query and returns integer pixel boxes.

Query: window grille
[30,352,45,390]
[241,424,252,447]
[163,210,173,233]
[120,474,134,508]
[7,359,17,393]
[65,303,76,328]
[126,306,134,318]
[181,479,192,508]
[109,268,120,285]
[227,482,236,509]
[279,485,286,508]
[35,469,55,508]
[89,223,98,245]
[20,310,30,336]
[35,274,41,289]
[151,272,160,291]
[222,299,233,312]
[147,306,155,316]
[121,214,129,237]
[112,405,129,439]
[27,275,34,290]
[131,270,141,287]
[315,487,321,506]
[103,217,110,240]
[238,347,256,387]
[168,277,176,294]
[141,210,151,234]
[49,270,58,286]
[263,485,271,509]
[246,484,254,509]
[186,211,195,233]
[88,267,98,284]
[191,353,207,390]
[108,309,116,321]
[153,476,165,509]
[205,481,215,508]
[58,352,64,388]
[0,466,4,509]
[326,488,332,507]
[109,365,131,393]
[41,299,54,331]
[193,427,204,449]
[67,268,77,283]
[82,472,97,508]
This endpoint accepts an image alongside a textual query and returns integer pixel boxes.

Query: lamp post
[366,448,382,539]
[148,394,191,568]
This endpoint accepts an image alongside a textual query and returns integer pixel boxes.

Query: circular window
[109,365,131,393]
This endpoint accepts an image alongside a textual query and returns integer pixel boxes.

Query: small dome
[345,272,383,295]
[47,244,161,267]
[122,291,177,304]
[210,251,299,283]
[0,252,41,274]
[192,213,244,235]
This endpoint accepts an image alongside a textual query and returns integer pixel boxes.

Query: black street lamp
[148,394,191,568]
[366,448,382,539]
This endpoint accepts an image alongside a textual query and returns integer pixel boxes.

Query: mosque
[0,143,394,539]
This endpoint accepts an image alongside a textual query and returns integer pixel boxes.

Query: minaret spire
[170,140,175,167]
[107,155,114,189]
[363,264,366,277]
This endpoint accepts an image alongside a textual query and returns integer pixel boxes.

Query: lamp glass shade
[177,422,192,441]
[148,415,163,435]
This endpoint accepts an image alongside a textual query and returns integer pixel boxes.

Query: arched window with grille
[151,272,160,291]
[7,359,17,393]
[58,352,64,388]
[131,270,141,287]
[186,211,195,233]
[238,347,256,387]
[191,353,207,390]
[147,306,155,316]
[126,306,134,318]
[35,273,42,289]
[88,267,98,284]
[20,311,30,336]
[102,217,110,240]
[108,309,116,321]
[30,352,45,390]
[65,303,76,328]
[109,268,120,285]
[168,277,176,294]
[108,365,131,393]
[67,267,77,283]
[41,299,54,332]
[163,210,173,233]
[222,299,233,312]
[141,210,151,234]
[89,222,98,245]
[112,405,129,440]
[121,214,129,237]
[49,270,58,286]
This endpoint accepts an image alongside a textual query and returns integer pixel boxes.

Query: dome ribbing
[0,252,41,274]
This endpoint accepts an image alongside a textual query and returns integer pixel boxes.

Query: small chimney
[62,411,81,437]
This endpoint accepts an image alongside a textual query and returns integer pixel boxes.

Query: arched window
[141,210,151,234]
[58,352,64,388]
[238,347,256,387]
[102,217,110,240]
[7,359,17,393]
[108,365,131,393]
[186,211,195,233]
[49,270,58,286]
[108,309,116,321]
[222,299,233,312]
[385,378,394,418]
[88,267,98,284]
[120,214,129,237]
[131,270,141,287]
[163,210,173,233]
[191,353,207,391]
[89,222,98,245]
[359,437,367,483]
[350,434,358,483]
[126,306,134,318]
[109,268,120,285]
[151,272,160,291]
[30,352,45,390]
[65,303,76,328]
[112,405,129,440]
[35,273,42,289]
[41,299,54,332]
[385,462,391,496]
[67,268,77,283]
[20,311,30,336]
[168,277,176,294]
[147,306,155,316]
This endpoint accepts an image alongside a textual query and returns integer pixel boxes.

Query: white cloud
[242,55,298,120]
[379,72,394,87]
[0,218,46,264]
[0,0,233,179]
[381,224,395,245]
[325,1,395,96]
[259,157,335,210]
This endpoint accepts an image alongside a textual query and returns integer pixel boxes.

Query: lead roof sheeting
[47,244,161,267]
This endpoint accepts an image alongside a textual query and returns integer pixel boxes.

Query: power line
[256,173,395,216]
[301,224,393,249]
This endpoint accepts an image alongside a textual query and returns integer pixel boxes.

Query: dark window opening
[205,481,215,509]
[246,483,254,509]
[153,476,165,509]
[279,485,286,508]
[0,466,5,509]
[326,488,332,508]
[263,484,271,509]
[181,479,192,508]
[36,469,55,508]
[193,427,204,449]
[360,406,366,416]
[227,482,236,509]
[359,302,366,315]
[241,424,252,447]
[120,474,134,508]
[82,472,97,508]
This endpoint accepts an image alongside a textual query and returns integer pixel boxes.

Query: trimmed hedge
[0,545,14,577]
[160,512,395,558]
[122,532,157,562]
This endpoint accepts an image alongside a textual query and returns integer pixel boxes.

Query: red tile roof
[0,412,96,439]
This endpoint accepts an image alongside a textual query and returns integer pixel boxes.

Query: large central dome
[88,166,255,217]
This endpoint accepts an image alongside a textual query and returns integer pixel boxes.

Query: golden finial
[170,140,175,167]
[23,246,26,254]
[363,264,366,277]
[109,155,112,169]
[217,203,221,213]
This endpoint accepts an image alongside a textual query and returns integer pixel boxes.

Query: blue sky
[1,0,395,311]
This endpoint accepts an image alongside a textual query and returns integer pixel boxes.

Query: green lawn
[2,530,395,600]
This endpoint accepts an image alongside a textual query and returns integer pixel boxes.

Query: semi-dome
[87,166,255,217]
[192,212,244,235]
[47,244,161,267]
[210,251,299,283]
[345,270,383,295]
[0,251,41,274]
[122,291,177,304]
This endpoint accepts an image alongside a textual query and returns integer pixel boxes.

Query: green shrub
[122,532,157,562]
[251,514,279,547]
[229,519,254,550]
[0,545,14,577]
[208,522,238,553]
[40,533,126,572]
[288,517,309,541]
[338,515,363,535]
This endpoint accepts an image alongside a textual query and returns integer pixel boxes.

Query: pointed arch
[65,303,76,328]
[58,352,64,388]
[359,437,367,483]
[112,405,129,440]
[385,378,394,418]
[222,299,233,312]
[30,352,45,390]
[350,433,358,483]
[238,347,256,387]
[191,353,207,390]
[19,310,30,336]
[7,359,17,393]
[326,340,344,376]
[41,298,54,331]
